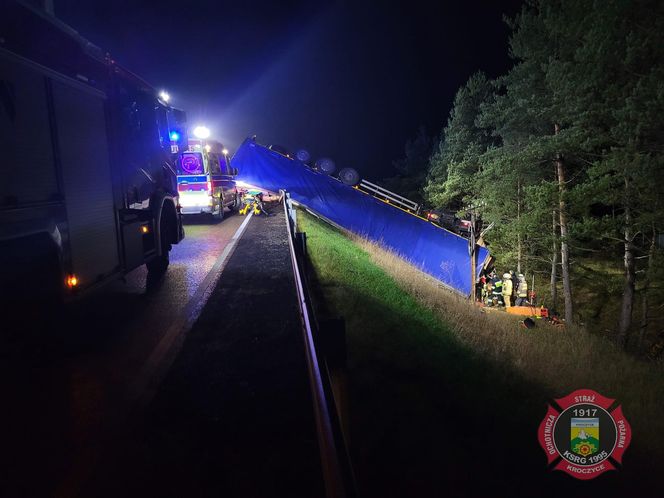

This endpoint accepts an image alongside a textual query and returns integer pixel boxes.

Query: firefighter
[477,274,487,302]
[480,275,489,304]
[509,270,518,304]
[491,274,503,306]
[515,274,529,306]
[239,191,273,216]
[502,273,513,308]
[485,281,495,306]
[238,194,253,215]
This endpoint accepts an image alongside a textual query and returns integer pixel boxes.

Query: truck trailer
[0,1,186,304]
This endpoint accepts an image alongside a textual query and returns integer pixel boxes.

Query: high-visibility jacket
[492,279,503,295]
[517,281,528,298]
[502,279,513,297]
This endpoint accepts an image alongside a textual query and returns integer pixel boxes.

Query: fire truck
[0,1,186,304]
[177,139,240,219]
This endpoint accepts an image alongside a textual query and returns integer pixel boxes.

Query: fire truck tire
[146,214,171,283]
[213,202,225,221]
[228,193,240,213]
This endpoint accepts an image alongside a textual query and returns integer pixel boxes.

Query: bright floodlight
[222,148,229,155]
[159,90,170,103]
[193,126,210,139]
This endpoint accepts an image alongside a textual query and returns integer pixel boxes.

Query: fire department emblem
[537,389,631,480]
[570,417,599,456]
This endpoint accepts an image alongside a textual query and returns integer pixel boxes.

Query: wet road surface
[83,208,324,498]
[0,212,247,498]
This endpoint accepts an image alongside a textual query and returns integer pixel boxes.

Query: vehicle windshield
[178,152,204,175]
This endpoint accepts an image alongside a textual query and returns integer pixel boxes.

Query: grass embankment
[298,210,664,498]
[512,247,664,355]
[525,259,624,330]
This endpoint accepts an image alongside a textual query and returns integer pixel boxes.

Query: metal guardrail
[357,179,420,213]
[282,191,358,498]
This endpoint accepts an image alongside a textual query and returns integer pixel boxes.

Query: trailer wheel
[146,213,171,284]
[338,167,360,186]
[315,157,336,175]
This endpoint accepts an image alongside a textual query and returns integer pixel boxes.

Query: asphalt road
[0,212,246,498]
[82,208,324,498]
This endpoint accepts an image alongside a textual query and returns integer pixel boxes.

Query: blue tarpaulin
[233,139,490,295]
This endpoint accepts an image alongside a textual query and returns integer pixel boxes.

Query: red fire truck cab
[0,1,186,303]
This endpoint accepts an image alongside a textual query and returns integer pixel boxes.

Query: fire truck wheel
[228,193,240,213]
[146,215,171,284]
[213,203,225,221]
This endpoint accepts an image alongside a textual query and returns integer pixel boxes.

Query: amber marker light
[66,275,79,288]
[141,225,149,234]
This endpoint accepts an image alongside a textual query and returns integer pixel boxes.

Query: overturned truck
[232,138,490,295]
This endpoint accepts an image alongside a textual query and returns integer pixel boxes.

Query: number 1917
[573,408,597,417]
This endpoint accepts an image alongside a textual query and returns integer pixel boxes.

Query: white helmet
[503,273,511,279]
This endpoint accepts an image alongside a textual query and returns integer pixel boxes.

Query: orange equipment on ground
[505,306,549,318]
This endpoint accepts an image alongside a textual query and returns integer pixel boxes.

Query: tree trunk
[550,209,558,310]
[469,209,477,301]
[618,175,636,348]
[517,179,522,274]
[554,123,573,324]
[638,224,656,353]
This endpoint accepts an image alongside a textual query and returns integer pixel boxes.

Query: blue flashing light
[170,131,181,142]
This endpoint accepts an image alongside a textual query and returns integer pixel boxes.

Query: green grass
[298,210,664,497]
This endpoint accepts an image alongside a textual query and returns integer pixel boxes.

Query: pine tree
[423,0,664,341]
[559,0,664,345]
[424,72,496,210]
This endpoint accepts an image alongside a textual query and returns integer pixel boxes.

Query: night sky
[55,0,523,179]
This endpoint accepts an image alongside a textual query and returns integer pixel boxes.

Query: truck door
[0,49,65,298]
[50,78,120,285]
[208,152,224,204]
[0,50,60,208]
[218,153,236,207]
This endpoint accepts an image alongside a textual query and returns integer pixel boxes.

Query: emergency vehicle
[177,139,240,219]
[0,1,186,303]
